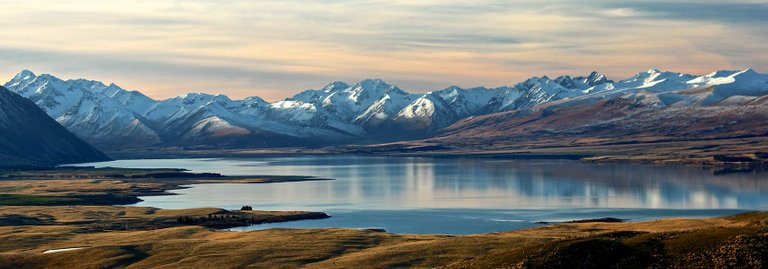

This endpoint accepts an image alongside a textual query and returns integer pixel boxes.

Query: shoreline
[101,150,768,178]
[102,136,768,169]
[0,167,333,230]
[0,167,333,204]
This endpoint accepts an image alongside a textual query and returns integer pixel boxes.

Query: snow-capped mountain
[547,68,768,109]
[500,76,580,110]
[437,68,768,150]
[555,71,614,92]
[3,71,160,148]
[288,79,419,131]
[4,68,767,150]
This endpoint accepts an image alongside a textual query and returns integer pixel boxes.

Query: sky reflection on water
[81,156,768,233]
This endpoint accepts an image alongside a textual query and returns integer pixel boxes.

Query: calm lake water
[79,156,768,234]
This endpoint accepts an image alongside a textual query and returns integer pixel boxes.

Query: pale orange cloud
[1,0,767,101]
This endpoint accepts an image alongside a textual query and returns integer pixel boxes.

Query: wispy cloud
[600,8,642,17]
[1,0,767,100]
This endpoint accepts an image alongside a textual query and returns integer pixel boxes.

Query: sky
[2,0,768,101]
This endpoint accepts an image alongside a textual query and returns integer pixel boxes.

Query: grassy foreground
[1,167,767,268]
[0,211,767,268]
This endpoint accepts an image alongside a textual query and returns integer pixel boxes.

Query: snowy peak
[291,81,351,103]
[705,68,768,99]
[732,68,761,79]
[5,72,85,117]
[5,70,39,90]
[580,71,612,86]
[16,69,36,78]
[322,81,351,92]
[397,95,444,119]
[393,94,459,132]
[555,71,611,90]
[554,75,577,89]
[625,69,665,83]
[242,96,268,105]
[319,79,413,122]
[355,78,395,90]
[172,92,232,106]
[431,86,499,117]
[687,68,762,86]
[554,71,613,90]
[68,78,108,93]
[103,83,124,96]
[345,79,406,101]
[10,69,36,84]
[606,69,697,93]
[519,76,574,96]
[293,79,403,106]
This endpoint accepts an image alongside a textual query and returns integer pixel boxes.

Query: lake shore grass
[0,209,766,268]
[0,167,332,206]
[0,168,331,230]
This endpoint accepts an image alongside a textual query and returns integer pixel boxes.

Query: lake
[79,155,768,234]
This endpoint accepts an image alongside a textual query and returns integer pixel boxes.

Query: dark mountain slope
[0,86,110,167]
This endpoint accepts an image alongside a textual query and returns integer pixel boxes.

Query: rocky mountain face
[4,68,767,150]
[0,86,110,167]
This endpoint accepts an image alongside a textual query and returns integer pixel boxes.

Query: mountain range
[0,85,110,167]
[4,68,767,151]
[431,69,768,155]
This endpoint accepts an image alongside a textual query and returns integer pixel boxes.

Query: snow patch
[43,247,84,254]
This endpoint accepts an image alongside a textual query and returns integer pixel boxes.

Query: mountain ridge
[4,68,766,150]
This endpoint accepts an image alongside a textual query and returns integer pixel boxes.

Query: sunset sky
[2,0,767,101]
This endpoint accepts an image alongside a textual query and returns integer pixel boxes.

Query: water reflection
[81,156,768,211]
